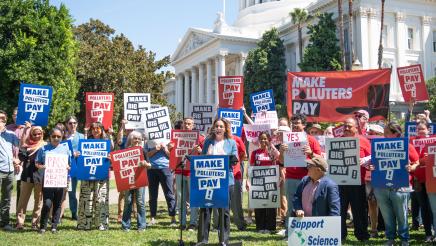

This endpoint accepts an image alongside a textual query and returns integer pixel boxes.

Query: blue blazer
[201,137,238,186]
[293,175,340,216]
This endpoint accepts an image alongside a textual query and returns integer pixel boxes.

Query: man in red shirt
[277,114,321,237]
[340,117,371,241]
[230,135,247,230]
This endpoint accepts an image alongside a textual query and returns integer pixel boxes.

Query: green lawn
[2,200,428,246]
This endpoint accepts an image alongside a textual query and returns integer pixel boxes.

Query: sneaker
[170,220,177,227]
[258,229,264,233]
[149,218,157,226]
[138,228,145,232]
[384,240,395,246]
[425,236,433,243]
[39,229,46,234]
[32,224,38,231]
[71,214,77,221]
[99,225,108,231]
[188,224,197,231]
[51,228,57,234]
[276,229,286,236]
[122,227,130,232]
[2,224,14,231]
[246,217,253,224]
[370,231,379,238]
[263,229,270,234]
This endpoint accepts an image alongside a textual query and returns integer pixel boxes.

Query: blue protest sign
[190,155,229,208]
[405,122,436,137]
[371,138,409,188]
[76,139,111,180]
[217,108,243,137]
[250,89,275,113]
[17,83,53,126]
[60,140,75,177]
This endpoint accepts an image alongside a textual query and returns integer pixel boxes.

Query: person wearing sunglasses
[64,116,85,221]
[35,128,70,233]
[15,124,46,230]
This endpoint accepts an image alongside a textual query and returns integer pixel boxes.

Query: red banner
[85,92,114,129]
[169,130,199,170]
[287,69,391,122]
[111,146,148,192]
[396,64,429,102]
[218,76,244,109]
[426,144,436,193]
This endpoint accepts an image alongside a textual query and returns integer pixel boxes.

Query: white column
[191,67,198,104]
[184,71,190,116]
[295,43,301,71]
[239,52,247,75]
[356,7,369,69]
[176,74,184,113]
[368,8,378,69]
[396,12,406,67]
[255,0,260,4]
[422,16,432,79]
[198,63,205,103]
[206,60,213,104]
[245,0,250,8]
[215,51,227,104]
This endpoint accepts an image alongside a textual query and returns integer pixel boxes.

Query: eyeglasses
[68,122,77,125]
[51,135,62,139]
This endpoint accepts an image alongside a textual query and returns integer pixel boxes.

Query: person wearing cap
[308,124,323,137]
[293,156,340,217]
[354,110,369,135]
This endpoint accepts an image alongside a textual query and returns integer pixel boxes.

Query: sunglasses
[51,135,62,139]
[68,121,77,125]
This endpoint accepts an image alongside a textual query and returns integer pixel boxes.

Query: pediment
[172,29,215,62]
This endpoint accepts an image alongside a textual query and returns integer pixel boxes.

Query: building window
[433,30,436,52]
[382,25,388,47]
[407,28,414,50]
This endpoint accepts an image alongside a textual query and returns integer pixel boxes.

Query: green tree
[0,0,79,126]
[243,28,287,116]
[426,77,436,120]
[299,13,343,72]
[289,8,310,64]
[74,19,175,129]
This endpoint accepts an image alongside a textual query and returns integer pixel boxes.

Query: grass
[2,200,429,246]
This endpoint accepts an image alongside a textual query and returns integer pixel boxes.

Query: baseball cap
[308,123,322,131]
[354,110,369,119]
[306,156,328,172]
[277,126,291,132]
[368,124,384,134]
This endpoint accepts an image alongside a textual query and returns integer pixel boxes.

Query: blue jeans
[122,187,146,230]
[374,188,409,241]
[147,168,176,217]
[176,174,198,226]
[68,177,78,217]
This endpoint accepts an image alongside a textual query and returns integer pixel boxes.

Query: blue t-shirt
[0,129,20,173]
[145,143,169,169]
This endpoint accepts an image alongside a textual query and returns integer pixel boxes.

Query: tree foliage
[289,8,310,63]
[426,77,436,120]
[243,28,287,116]
[74,19,175,129]
[0,0,79,127]
[299,13,343,72]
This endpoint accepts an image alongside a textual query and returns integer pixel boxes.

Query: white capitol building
[166,0,436,117]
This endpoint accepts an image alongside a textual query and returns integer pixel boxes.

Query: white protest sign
[189,103,215,134]
[44,153,68,188]
[248,166,280,208]
[282,132,308,167]
[144,107,172,147]
[123,93,150,129]
[243,124,271,143]
[326,137,361,185]
[254,111,278,129]
[288,216,341,246]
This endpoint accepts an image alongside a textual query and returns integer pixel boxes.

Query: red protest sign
[332,125,344,138]
[85,92,114,130]
[287,69,391,122]
[218,76,244,109]
[111,146,148,192]
[426,144,436,193]
[396,64,429,102]
[169,130,199,171]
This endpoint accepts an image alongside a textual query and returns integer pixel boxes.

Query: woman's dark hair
[385,122,402,136]
[290,113,306,125]
[88,122,109,139]
[50,127,65,137]
[174,120,183,130]
[209,118,232,139]
[258,131,271,142]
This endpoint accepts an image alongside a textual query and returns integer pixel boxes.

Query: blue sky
[51,0,239,63]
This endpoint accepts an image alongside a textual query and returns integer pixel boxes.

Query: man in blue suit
[293,156,340,217]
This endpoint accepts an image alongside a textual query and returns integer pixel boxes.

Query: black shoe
[71,214,77,220]
[39,229,46,234]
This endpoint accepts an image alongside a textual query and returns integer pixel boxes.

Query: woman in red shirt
[247,132,280,233]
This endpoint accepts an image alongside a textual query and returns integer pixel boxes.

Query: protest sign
[111,146,148,192]
[123,93,150,129]
[426,144,436,193]
[59,140,75,177]
[189,103,215,134]
[405,122,436,137]
[287,69,391,122]
[76,139,111,180]
[254,111,278,129]
[218,76,244,109]
[288,216,341,246]
[150,104,161,109]
[315,135,326,153]
[326,137,361,185]
[248,166,280,208]
[397,64,429,102]
[250,89,275,113]
[412,136,436,154]
[169,130,199,170]
[217,108,243,137]
[190,155,229,208]
[44,153,69,188]
[85,92,114,130]
[17,83,53,126]
[332,125,344,137]
[243,124,271,143]
[144,107,172,147]
[371,138,409,188]
[282,132,308,167]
